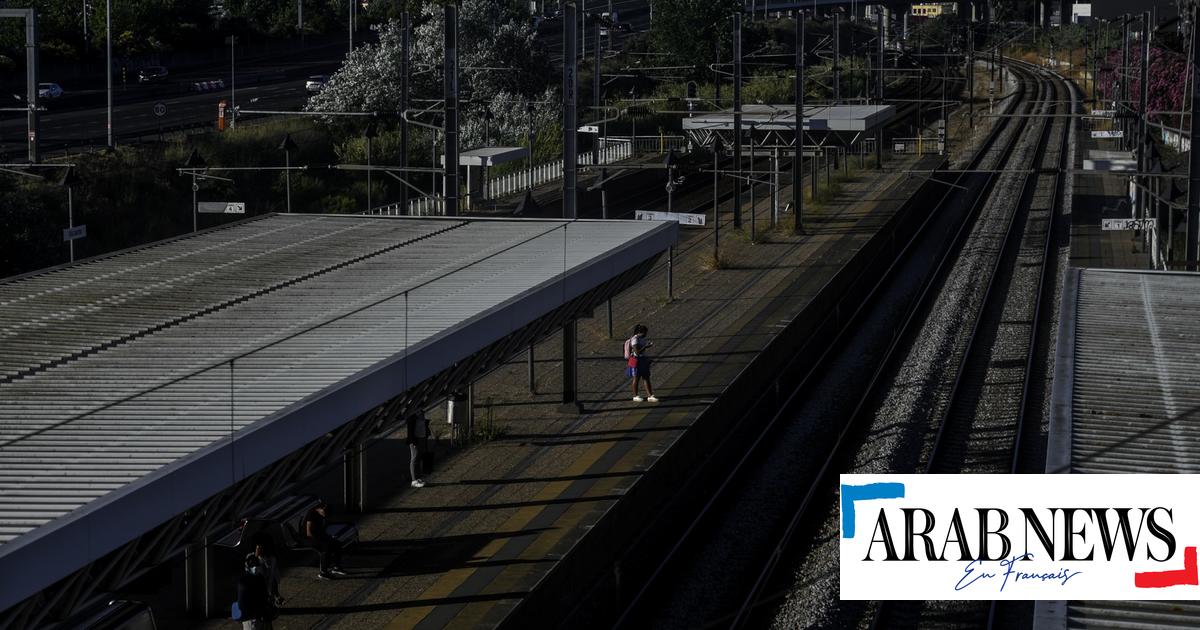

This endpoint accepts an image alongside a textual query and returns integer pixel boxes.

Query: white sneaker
[647,396,659,402]
[330,567,349,576]
[411,479,425,488]
[317,571,334,580]
[632,396,644,402]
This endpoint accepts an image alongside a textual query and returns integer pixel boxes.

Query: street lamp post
[279,134,297,213]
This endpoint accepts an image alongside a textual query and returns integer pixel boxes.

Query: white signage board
[62,225,87,241]
[635,210,706,226]
[1102,218,1156,231]
[577,125,600,134]
[1092,130,1124,139]
[1091,109,1115,117]
[198,202,246,214]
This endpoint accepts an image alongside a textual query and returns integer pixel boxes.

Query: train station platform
[1039,267,1200,629]
[170,151,947,629]
[1070,132,1151,270]
[0,214,676,627]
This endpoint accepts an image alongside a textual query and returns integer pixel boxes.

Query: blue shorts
[626,358,650,379]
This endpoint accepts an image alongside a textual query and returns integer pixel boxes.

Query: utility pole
[563,0,578,219]
[399,11,410,214]
[968,26,974,129]
[229,35,237,130]
[106,0,112,149]
[1139,11,1150,220]
[444,3,459,216]
[1121,15,1130,150]
[833,11,840,103]
[297,0,303,37]
[593,15,605,218]
[733,11,743,229]
[876,7,884,169]
[1187,4,1200,269]
[349,0,354,54]
[793,9,804,234]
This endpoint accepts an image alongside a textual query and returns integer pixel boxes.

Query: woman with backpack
[624,324,658,402]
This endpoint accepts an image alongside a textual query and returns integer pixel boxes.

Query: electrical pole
[733,10,743,229]
[876,7,884,169]
[1187,5,1200,269]
[968,26,975,129]
[1121,15,1130,150]
[1139,11,1150,220]
[563,0,578,219]
[106,0,112,149]
[229,35,236,130]
[794,9,804,234]
[444,3,459,216]
[833,12,840,103]
[399,11,410,214]
[593,15,605,218]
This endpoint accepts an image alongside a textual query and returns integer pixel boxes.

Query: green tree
[650,0,741,80]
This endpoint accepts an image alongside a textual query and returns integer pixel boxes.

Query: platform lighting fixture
[279,134,298,213]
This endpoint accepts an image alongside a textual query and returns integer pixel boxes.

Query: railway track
[602,54,1074,630]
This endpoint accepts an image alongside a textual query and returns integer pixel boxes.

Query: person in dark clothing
[236,553,275,629]
[303,501,346,579]
[406,413,429,488]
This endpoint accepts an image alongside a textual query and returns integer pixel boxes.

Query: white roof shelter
[682,104,896,133]
[0,213,676,612]
[441,146,529,167]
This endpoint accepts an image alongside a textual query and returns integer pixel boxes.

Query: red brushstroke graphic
[1135,547,1199,588]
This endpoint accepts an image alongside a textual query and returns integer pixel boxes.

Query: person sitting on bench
[303,501,347,579]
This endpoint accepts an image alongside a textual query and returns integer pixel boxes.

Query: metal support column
[561,319,578,408]
[793,9,804,233]
[968,27,975,129]
[184,541,212,617]
[833,12,840,104]
[1121,16,1130,151]
[1187,5,1200,269]
[0,8,43,162]
[563,0,578,219]
[444,4,459,216]
[528,343,536,393]
[399,12,410,214]
[876,7,884,169]
[343,442,364,513]
[733,11,743,229]
[1139,11,1150,219]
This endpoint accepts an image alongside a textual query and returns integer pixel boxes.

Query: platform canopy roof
[682,104,895,134]
[441,146,529,167]
[0,213,676,612]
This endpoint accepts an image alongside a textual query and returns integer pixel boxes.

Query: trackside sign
[840,475,1200,600]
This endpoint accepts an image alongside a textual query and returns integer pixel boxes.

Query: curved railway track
[601,55,1075,630]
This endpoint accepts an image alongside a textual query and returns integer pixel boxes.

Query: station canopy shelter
[682,103,895,155]
[1040,268,1200,630]
[440,146,529,208]
[0,213,676,625]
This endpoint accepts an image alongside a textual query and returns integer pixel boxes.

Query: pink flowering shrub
[1098,46,1187,125]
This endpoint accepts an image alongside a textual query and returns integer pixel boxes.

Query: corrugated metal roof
[0,213,675,611]
[1070,269,1200,474]
[1044,268,1200,630]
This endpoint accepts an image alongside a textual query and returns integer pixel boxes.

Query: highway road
[2,2,653,159]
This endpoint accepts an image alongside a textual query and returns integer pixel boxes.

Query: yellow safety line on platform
[384,409,653,630]
[448,417,672,628]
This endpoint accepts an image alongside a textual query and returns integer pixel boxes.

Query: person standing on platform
[235,553,275,629]
[251,533,283,607]
[624,324,658,402]
[407,413,428,488]
[303,501,346,579]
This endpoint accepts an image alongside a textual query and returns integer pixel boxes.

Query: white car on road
[305,75,328,93]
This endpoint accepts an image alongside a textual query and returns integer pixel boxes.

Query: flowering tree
[1098,46,1186,126]
[307,2,557,150]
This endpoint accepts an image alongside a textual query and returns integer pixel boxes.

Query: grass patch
[701,251,732,270]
